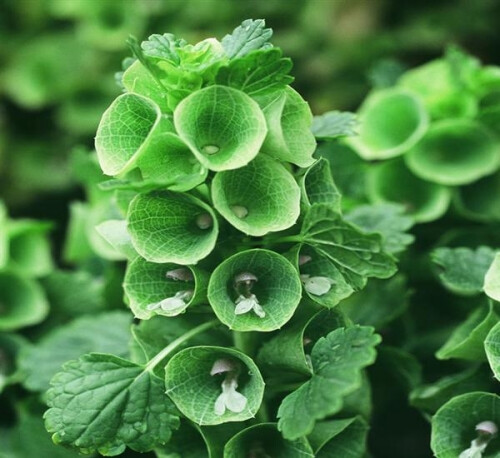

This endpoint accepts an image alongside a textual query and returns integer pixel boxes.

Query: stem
[255,400,270,423]
[146,320,218,372]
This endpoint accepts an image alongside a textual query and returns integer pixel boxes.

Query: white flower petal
[210,358,236,376]
[146,302,160,311]
[303,276,334,296]
[224,390,247,413]
[235,295,257,315]
[253,302,266,318]
[214,392,227,416]
[159,297,187,313]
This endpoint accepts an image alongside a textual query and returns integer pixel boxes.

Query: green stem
[255,400,270,423]
[233,331,256,356]
[146,320,218,372]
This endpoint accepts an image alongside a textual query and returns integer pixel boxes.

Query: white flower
[459,421,498,458]
[213,375,247,416]
[300,274,334,296]
[210,358,236,376]
[165,268,194,282]
[146,290,193,315]
[231,205,248,219]
[196,213,213,229]
[235,294,265,318]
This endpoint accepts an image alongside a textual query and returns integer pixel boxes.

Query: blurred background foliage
[1,1,500,457]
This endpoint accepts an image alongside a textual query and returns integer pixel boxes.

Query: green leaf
[165,346,264,425]
[18,311,131,392]
[311,111,358,140]
[277,326,381,439]
[122,60,169,111]
[208,249,302,332]
[1,407,82,458]
[141,33,185,63]
[224,423,314,458]
[7,220,54,278]
[255,87,316,167]
[174,85,267,171]
[366,158,451,223]
[124,257,209,319]
[300,204,398,288]
[41,270,106,317]
[431,246,496,296]
[0,201,9,268]
[456,171,500,222]
[484,252,500,301]
[127,190,218,265]
[45,353,180,455]
[405,120,500,186]
[257,309,347,384]
[221,19,273,59]
[0,333,29,394]
[485,322,500,380]
[0,270,48,331]
[154,422,209,458]
[436,301,498,361]
[215,48,293,96]
[431,392,500,458]
[95,219,137,260]
[211,154,301,236]
[95,93,169,176]
[300,158,342,211]
[347,88,429,160]
[345,203,415,254]
[341,275,410,329]
[136,132,208,192]
[308,417,369,458]
[411,365,496,414]
[289,244,355,308]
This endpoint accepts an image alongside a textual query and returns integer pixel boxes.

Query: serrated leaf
[211,154,301,236]
[141,33,185,63]
[341,275,410,329]
[215,48,293,96]
[221,19,273,59]
[308,417,369,458]
[224,423,314,458]
[18,312,131,392]
[277,326,381,439]
[436,301,498,361]
[432,246,496,296]
[165,346,264,425]
[484,252,500,301]
[311,111,358,139]
[485,322,500,380]
[345,203,415,254]
[45,353,180,455]
[431,392,500,458]
[300,204,397,289]
[410,365,496,414]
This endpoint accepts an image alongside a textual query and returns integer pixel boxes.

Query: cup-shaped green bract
[224,423,314,458]
[431,392,500,458]
[127,191,218,265]
[454,171,500,221]
[289,245,354,308]
[399,59,478,120]
[174,85,267,171]
[95,93,170,176]
[405,120,500,186]
[347,88,429,160]
[0,271,48,331]
[211,154,301,236]
[255,87,316,167]
[208,249,302,331]
[124,256,208,319]
[165,346,264,425]
[136,133,208,192]
[122,60,169,112]
[366,159,451,223]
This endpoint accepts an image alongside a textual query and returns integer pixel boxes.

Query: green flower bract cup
[165,346,264,425]
[174,85,267,171]
[405,119,500,186]
[347,88,429,160]
[208,249,302,331]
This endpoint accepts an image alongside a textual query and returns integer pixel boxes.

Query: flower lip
[146,290,193,314]
[235,294,266,318]
[300,274,335,296]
